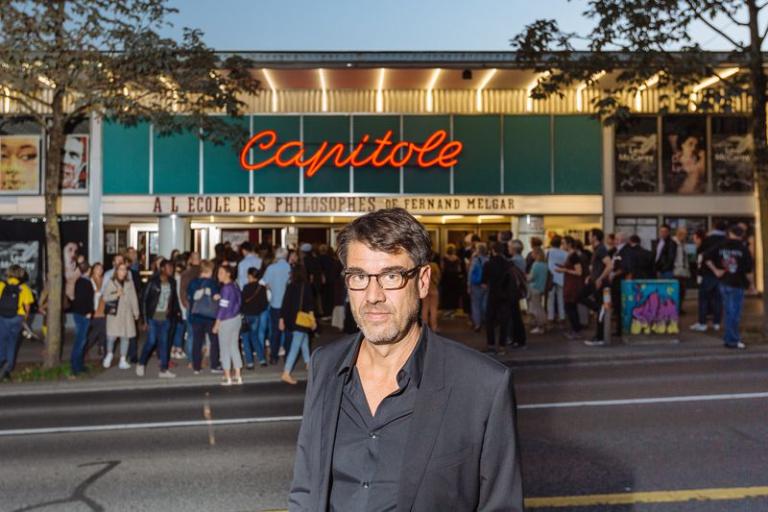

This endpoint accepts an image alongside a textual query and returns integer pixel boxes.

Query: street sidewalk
[3,296,767,396]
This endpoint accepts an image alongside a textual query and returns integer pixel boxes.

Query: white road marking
[2,391,767,437]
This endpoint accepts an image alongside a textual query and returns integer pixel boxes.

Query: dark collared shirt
[329,329,426,512]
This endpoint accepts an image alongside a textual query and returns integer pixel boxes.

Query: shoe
[689,323,707,332]
[259,361,268,368]
[221,377,233,387]
[281,372,298,385]
[102,353,113,369]
[713,324,721,332]
[584,339,607,347]
[246,363,255,370]
[234,376,243,385]
[118,357,131,370]
[211,367,224,374]
[177,350,187,360]
[509,342,527,349]
[136,365,145,377]
[530,327,544,335]
[724,342,746,350]
[158,370,176,379]
[193,370,201,375]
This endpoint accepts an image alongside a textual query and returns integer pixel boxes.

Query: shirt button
[362,482,370,489]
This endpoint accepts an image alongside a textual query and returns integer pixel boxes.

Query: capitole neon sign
[239,129,463,177]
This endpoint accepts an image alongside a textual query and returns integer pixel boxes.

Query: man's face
[660,227,670,239]
[62,136,85,188]
[345,241,429,345]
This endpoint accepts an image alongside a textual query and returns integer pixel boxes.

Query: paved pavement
[1,355,767,511]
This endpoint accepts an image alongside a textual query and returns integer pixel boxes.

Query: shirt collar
[338,325,427,389]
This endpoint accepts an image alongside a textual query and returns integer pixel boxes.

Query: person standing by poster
[704,225,753,350]
[0,265,35,380]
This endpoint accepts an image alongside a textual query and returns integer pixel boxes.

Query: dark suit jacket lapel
[316,336,360,512]
[396,329,451,512]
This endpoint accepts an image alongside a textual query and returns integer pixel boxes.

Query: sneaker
[102,353,114,369]
[118,358,131,370]
[713,324,721,332]
[176,350,187,360]
[211,367,224,374]
[584,339,607,347]
[136,365,145,377]
[259,361,268,368]
[509,342,528,350]
[725,342,746,350]
[234,376,243,385]
[221,377,233,387]
[689,323,707,332]
[158,370,176,378]
[530,327,544,335]
[193,370,201,375]
[245,363,255,370]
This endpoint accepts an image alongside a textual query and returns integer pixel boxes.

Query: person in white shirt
[237,242,262,289]
[546,235,568,324]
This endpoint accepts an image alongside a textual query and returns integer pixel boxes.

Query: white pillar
[517,215,545,254]
[88,113,104,263]
[158,215,190,258]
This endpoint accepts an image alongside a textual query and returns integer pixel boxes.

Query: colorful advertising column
[621,279,681,344]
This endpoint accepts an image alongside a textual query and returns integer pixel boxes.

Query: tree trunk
[746,0,768,336]
[42,92,66,369]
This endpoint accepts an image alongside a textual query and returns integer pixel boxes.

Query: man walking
[289,208,523,511]
[704,225,753,350]
[137,260,180,378]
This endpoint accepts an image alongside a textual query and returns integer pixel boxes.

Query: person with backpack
[69,261,95,376]
[241,266,269,369]
[468,243,488,332]
[0,265,35,381]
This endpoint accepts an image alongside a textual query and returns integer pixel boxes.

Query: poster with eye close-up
[662,116,707,194]
[711,116,754,192]
[615,116,658,192]
[0,134,41,194]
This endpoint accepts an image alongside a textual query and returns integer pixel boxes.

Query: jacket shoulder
[310,334,358,376]
[431,333,511,389]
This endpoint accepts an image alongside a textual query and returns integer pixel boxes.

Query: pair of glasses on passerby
[342,266,422,291]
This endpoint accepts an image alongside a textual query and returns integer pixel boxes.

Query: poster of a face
[61,134,89,192]
[711,116,753,192]
[662,116,707,194]
[615,116,658,192]
[0,135,41,193]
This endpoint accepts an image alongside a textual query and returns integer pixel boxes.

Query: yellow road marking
[525,486,768,508]
[264,486,768,511]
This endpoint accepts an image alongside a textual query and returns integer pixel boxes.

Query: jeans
[0,315,23,376]
[140,318,171,371]
[469,285,488,328]
[698,274,723,325]
[87,317,106,355]
[185,319,194,361]
[284,330,310,374]
[719,284,745,346]
[70,313,90,375]
[547,284,566,321]
[269,306,286,363]
[191,320,219,371]
[243,311,269,365]
[172,320,186,350]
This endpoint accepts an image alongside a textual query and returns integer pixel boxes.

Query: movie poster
[615,116,658,192]
[711,116,753,192]
[0,241,40,285]
[662,116,707,194]
[0,135,41,194]
[61,134,89,192]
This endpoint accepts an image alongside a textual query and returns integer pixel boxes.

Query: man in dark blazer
[653,224,678,278]
[289,208,524,512]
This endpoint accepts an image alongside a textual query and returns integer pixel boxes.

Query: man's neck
[358,322,421,376]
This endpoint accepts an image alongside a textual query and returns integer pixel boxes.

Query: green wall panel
[402,115,451,194]
[352,115,400,193]
[203,117,250,194]
[453,115,501,194]
[153,119,199,194]
[504,116,551,194]
[553,116,602,194]
[103,120,150,194]
[303,116,350,194]
[251,115,301,194]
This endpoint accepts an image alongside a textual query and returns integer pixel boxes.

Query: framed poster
[222,230,249,250]
[615,116,658,192]
[61,134,89,193]
[0,241,40,286]
[662,116,707,194]
[711,116,753,192]
[0,135,41,194]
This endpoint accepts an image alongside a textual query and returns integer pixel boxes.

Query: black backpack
[0,282,21,318]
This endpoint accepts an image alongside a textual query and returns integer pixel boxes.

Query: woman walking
[279,265,316,385]
[102,263,140,369]
[213,265,243,386]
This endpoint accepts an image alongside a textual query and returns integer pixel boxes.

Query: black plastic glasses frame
[342,266,422,291]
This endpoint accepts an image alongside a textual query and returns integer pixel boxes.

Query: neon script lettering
[240,129,463,177]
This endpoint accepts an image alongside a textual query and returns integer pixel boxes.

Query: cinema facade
[0,52,759,288]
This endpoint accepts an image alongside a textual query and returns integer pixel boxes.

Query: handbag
[191,289,219,319]
[105,300,119,316]
[295,284,317,330]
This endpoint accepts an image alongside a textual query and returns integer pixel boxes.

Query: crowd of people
[0,218,756,382]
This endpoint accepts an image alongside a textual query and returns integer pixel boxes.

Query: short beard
[354,288,421,346]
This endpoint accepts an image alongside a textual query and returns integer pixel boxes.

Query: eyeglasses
[343,266,422,291]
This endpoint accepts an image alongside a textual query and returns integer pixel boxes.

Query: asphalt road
[1,354,767,512]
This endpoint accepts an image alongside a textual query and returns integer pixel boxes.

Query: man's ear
[418,265,431,300]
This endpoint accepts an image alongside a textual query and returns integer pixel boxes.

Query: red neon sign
[240,129,463,177]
